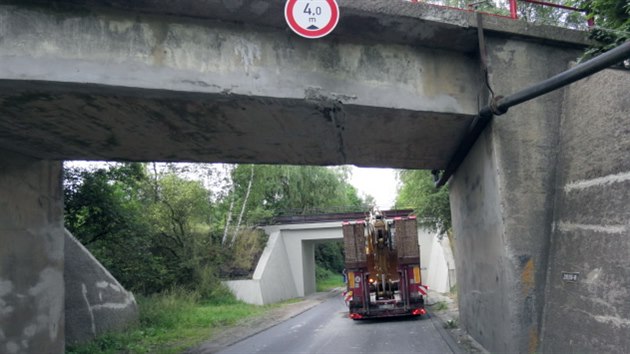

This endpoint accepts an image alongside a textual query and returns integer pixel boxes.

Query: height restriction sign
[285,0,340,39]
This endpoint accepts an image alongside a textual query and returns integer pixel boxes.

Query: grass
[66,287,284,354]
[68,267,341,354]
[316,267,345,292]
[433,301,449,311]
[444,318,458,329]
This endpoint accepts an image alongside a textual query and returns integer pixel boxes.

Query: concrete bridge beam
[0,3,480,169]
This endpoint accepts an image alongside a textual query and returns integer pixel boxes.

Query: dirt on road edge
[426,291,489,354]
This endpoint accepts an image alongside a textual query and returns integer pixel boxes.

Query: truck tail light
[349,313,363,320]
[411,308,426,316]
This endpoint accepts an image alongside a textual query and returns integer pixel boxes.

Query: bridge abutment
[0,151,65,353]
[450,38,629,352]
[541,67,630,353]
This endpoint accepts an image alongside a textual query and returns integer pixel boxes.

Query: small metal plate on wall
[561,272,580,282]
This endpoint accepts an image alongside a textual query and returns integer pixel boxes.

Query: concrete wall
[0,151,65,353]
[425,235,455,293]
[64,230,138,345]
[541,68,630,353]
[449,38,582,353]
[226,228,297,305]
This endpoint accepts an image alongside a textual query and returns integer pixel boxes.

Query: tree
[395,170,451,234]
[573,0,630,59]
[225,165,369,223]
[147,173,214,284]
[64,163,173,294]
[231,164,255,245]
[315,241,345,273]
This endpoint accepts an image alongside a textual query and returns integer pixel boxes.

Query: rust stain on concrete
[522,258,534,294]
[529,327,539,353]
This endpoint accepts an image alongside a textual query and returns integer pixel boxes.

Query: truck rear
[343,209,426,320]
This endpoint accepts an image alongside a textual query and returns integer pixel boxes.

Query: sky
[349,166,399,210]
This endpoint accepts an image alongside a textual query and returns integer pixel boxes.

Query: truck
[342,208,427,320]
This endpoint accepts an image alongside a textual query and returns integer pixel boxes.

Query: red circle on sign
[285,0,340,39]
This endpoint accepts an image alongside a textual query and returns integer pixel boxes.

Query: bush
[139,287,201,329]
[316,266,345,291]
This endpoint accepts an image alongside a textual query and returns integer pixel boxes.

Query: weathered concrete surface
[0,0,602,352]
[7,0,591,52]
[541,68,630,353]
[449,37,583,353]
[64,230,138,345]
[0,3,482,169]
[0,150,65,354]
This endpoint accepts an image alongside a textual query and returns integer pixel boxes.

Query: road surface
[219,295,456,354]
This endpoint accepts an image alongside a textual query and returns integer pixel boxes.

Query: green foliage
[146,172,215,288]
[315,266,345,291]
[573,0,630,58]
[315,241,345,273]
[433,301,449,311]
[226,229,269,278]
[64,163,229,295]
[396,170,451,234]
[227,165,368,223]
[64,163,173,294]
[64,162,369,297]
[444,319,459,329]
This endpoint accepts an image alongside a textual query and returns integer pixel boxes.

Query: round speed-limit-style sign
[285,0,340,39]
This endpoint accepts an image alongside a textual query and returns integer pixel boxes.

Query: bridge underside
[0,81,471,168]
[0,2,484,169]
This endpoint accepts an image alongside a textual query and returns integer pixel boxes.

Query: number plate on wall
[561,272,579,282]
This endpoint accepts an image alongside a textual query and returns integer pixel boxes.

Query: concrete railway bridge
[0,0,628,353]
[225,210,456,305]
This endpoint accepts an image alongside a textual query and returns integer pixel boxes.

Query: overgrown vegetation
[65,163,369,297]
[66,287,273,354]
[573,0,630,59]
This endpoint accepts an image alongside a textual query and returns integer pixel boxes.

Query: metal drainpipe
[435,40,630,188]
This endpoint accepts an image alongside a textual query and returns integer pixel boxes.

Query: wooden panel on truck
[343,223,366,268]
[395,219,420,264]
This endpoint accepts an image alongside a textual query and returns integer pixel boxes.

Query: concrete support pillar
[0,151,65,353]
[449,39,581,353]
[302,241,316,296]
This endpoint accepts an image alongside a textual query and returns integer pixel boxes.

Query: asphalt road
[218,295,456,354]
